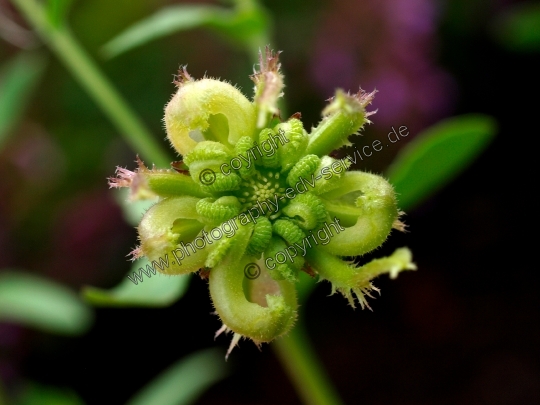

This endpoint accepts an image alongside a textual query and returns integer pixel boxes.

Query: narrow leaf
[0,53,46,149]
[386,114,497,210]
[82,258,190,307]
[0,271,93,335]
[126,348,228,405]
[102,4,269,59]
[102,5,230,58]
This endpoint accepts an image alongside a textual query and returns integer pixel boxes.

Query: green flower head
[110,48,415,357]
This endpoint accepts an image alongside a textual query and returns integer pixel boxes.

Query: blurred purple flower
[311,0,456,133]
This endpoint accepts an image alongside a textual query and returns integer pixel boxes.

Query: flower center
[236,169,288,213]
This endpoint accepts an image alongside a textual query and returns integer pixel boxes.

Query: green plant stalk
[273,322,345,405]
[11,0,170,167]
[0,379,7,405]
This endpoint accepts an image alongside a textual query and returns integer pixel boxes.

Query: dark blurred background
[1,0,539,404]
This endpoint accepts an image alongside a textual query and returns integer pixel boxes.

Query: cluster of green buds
[110,48,415,356]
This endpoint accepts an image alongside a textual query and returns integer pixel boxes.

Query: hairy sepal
[251,47,284,129]
[306,89,375,157]
[109,157,211,199]
[184,141,242,192]
[306,247,416,309]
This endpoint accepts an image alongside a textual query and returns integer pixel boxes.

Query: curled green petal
[263,236,303,282]
[257,128,281,168]
[274,118,308,172]
[138,197,207,275]
[245,216,273,257]
[183,141,230,179]
[234,136,257,178]
[184,141,243,192]
[282,193,327,231]
[196,196,242,225]
[165,74,256,156]
[205,236,234,269]
[203,172,242,193]
[272,219,306,245]
[286,154,320,187]
[183,140,232,165]
[209,222,297,343]
[318,171,398,256]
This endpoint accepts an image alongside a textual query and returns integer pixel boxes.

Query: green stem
[272,321,345,405]
[11,0,170,167]
[0,379,8,405]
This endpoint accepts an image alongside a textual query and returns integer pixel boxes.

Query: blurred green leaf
[492,2,540,52]
[113,188,157,226]
[86,190,190,308]
[0,53,46,150]
[46,0,74,28]
[102,4,269,59]
[0,271,93,335]
[386,114,497,211]
[126,348,228,405]
[102,5,223,58]
[82,258,190,307]
[17,382,85,405]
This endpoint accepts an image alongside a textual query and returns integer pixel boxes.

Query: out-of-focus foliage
[45,0,74,28]
[102,0,270,60]
[16,382,85,405]
[386,114,497,211]
[125,348,228,405]
[492,1,540,52]
[114,189,158,227]
[308,0,454,138]
[0,271,93,335]
[82,258,190,307]
[82,189,191,307]
[0,52,45,149]
[0,380,7,405]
